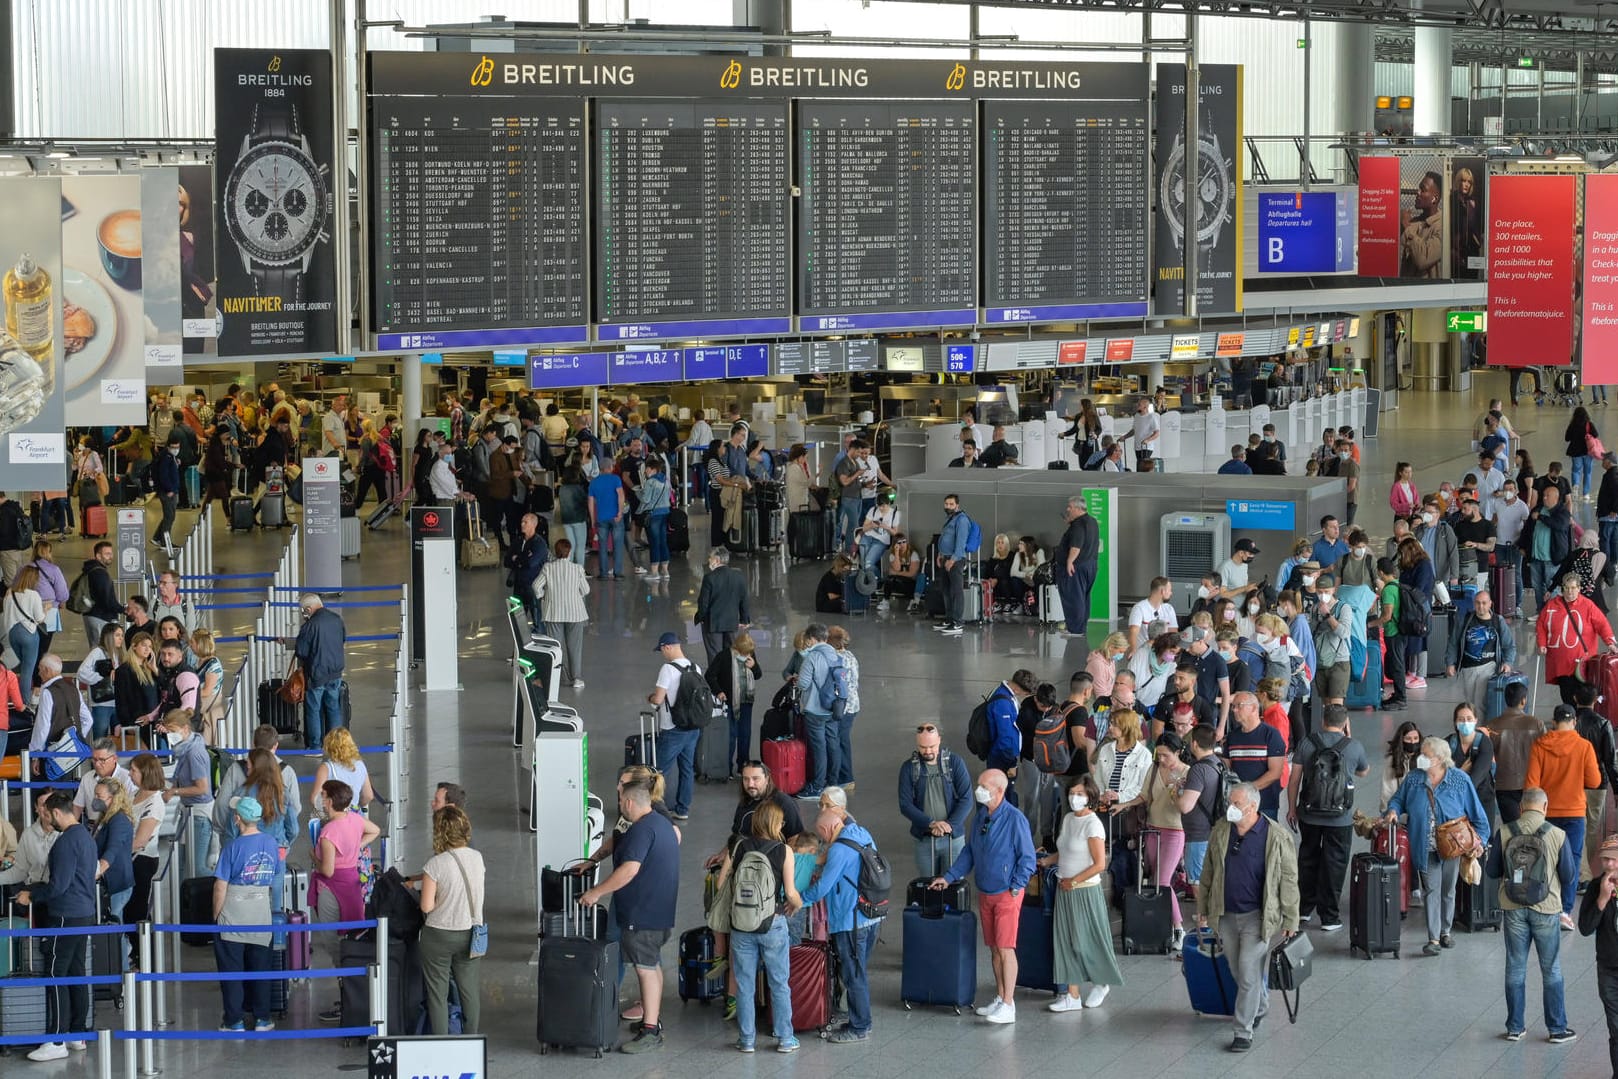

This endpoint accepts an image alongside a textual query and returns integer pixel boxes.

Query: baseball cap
[654,632,681,650]
[233,796,263,822]
[1234,538,1260,554]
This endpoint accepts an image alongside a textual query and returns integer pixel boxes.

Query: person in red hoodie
[1537,574,1617,706]
[1527,704,1604,926]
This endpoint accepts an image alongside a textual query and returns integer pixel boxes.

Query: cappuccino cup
[98,209,142,290]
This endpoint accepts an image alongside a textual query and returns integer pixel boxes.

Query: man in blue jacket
[795,624,842,801]
[798,810,883,1045]
[987,671,1035,807]
[930,769,1036,1025]
[933,494,972,636]
[897,723,973,876]
[16,791,99,1061]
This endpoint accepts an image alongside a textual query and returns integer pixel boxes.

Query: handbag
[450,850,488,959]
[1427,786,1481,861]
[1267,932,1314,1023]
[278,661,306,706]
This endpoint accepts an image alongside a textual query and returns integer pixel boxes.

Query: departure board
[798,102,977,332]
[983,100,1151,323]
[371,97,589,350]
[597,101,792,340]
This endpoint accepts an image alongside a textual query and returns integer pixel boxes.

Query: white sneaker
[974,1000,1003,1017]
[985,1000,1016,1024]
[28,1043,69,1062]
[1047,994,1083,1013]
[1083,985,1111,1009]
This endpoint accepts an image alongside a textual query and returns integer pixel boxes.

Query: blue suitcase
[900,907,977,1013]
[1181,927,1238,1016]
[1015,868,1060,994]
[1485,672,1529,722]
[1346,630,1384,710]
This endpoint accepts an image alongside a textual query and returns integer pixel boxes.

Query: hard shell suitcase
[677,926,724,1003]
[180,876,214,945]
[341,516,362,560]
[229,496,256,532]
[666,507,691,554]
[769,939,834,1032]
[1491,561,1519,618]
[1181,927,1238,1015]
[694,704,730,782]
[789,510,827,562]
[1350,829,1403,959]
[1426,610,1453,676]
[82,504,108,539]
[537,901,618,1057]
[1456,863,1504,932]
[1015,868,1060,993]
[900,907,977,1012]
[760,738,806,796]
[1120,828,1173,955]
[1485,671,1530,723]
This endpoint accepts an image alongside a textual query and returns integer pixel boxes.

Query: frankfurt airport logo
[720,59,742,89]
[470,55,495,87]
[945,63,966,91]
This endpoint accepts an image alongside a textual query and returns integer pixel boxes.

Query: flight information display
[371,96,589,350]
[798,102,977,332]
[596,101,792,340]
[983,100,1151,322]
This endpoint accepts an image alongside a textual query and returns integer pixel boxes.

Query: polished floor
[21,371,1618,1078]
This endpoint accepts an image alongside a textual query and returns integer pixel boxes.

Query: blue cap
[233,796,263,822]
[654,632,681,650]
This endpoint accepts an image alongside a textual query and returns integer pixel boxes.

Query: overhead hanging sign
[1488,173,1576,369]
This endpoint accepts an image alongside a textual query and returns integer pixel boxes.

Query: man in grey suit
[695,548,751,663]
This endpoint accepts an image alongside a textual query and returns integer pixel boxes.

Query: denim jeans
[563,522,588,564]
[732,918,795,1047]
[1574,454,1594,497]
[655,726,701,816]
[913,834,965,878]
[833,710,856,785]
[1549,816,1586,914]
[1504,906,1568,1036]
[728,701,754,774]
[213,938,272,1026]
[597,515,626,576]
[803,711,838,795]
[647,512,670,565]
[832,924,876,1035]
[9,623,39,699]
[303,679,346,750]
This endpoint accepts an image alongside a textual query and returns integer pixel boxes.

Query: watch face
[224,142,328,265]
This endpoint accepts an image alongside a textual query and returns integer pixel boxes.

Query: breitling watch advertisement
[212,48,337,358]
[1153,63,1243,316]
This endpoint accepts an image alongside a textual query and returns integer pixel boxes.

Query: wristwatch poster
[1153,63,1243,317]
[213,48,338,358]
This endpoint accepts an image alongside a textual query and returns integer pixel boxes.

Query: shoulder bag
[1267,932,1314,1023]
[1426,784,1481,861]
[450,850,488,958]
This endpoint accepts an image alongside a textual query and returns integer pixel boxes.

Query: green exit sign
[1518,57,1535,67]
[1447,311,1487,333]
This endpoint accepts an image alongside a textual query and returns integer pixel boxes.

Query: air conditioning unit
[1161,511,1232,616]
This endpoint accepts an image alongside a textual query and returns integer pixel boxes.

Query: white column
[1413,25,1453,135]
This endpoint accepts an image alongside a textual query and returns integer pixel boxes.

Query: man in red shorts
[930,768,1037,1024]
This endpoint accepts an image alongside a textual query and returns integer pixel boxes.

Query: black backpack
[834,834,893,920]
[965,695,993,760]
[669,660,716,731]
[1501,821,1555,906]
[1397,583,1432,638]
[1298,733,1352,817]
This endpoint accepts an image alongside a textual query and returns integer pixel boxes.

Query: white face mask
[1415,754,1432,771]
[974,786,992,805]
[1069,795,1088,812]
[1225,804,1246,823]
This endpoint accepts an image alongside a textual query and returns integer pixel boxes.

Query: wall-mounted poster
[60,175,147,424]
[0,178,67,488]
[213,48,337,357]
[179,164,217,356]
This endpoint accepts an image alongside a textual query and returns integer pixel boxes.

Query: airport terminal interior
[11,0,1618,1076]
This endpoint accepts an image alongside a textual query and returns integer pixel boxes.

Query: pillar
[1333,23,1374,135]
[1413,21,1452,136]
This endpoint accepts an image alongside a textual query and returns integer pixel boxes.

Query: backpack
[669,660,716,731]
[963,516,982,554]
[1501,820,1555,906]
[1396,583,1432,638]
[728,842,782,934]
[66,570,95,615]
[1031,703,1077,774]
[817,656,851,719]
[834,834,893,920]
[1298,733,1353,817]
[965,695,993,759]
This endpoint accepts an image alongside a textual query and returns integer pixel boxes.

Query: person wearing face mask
[1127,631,1182,710]
[1447,703,1499,824]
[1386,736,1492,955]
[1338,530,1376,588]
[1537,573,1616,706]
[1126,576,1179,657]
[1492,479,1530,617]
[1308,573,1352,709]
[930,769,1036,1025]
[1197,782,1300,1053]
[1039,774,1124,1013]
[1522,484,1574,614]
[1086,632,1128,699]
[1446,589,1516,720]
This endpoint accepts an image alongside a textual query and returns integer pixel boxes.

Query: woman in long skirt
[1041,774,1125,1012]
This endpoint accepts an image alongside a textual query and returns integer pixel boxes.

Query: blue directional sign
[1255,191,1355,274]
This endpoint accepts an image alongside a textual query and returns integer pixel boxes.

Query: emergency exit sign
[1446,311,1487,332]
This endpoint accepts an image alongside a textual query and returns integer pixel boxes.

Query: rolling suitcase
[900,904,977,1012]
[769,939,834,1031]
[1491,560,1518,618]
[788,510,826,562]
[1372,818,1412,912]
[1350,827,1403,959]
[1456,863,1504,932]
[537,900,619,1057]
[760,738,806,796]
[623,710,657,768]
[229,495,255,532]
[180,876,214,945]
[677,926,724,1003]
[1485,671,1529,722]
[1181,927,1238,1015]
[1426,610,1453,676]
[694,703,730,782]
[82,504,108,539]
[1014,868,1059,994]
[1120,828,1173,955]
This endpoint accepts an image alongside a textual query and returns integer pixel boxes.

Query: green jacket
[1197,817,1301,942]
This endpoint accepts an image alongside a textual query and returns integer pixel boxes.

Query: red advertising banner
[1585,174,1618,385]
[1057,341,1087,365]
[1105,339,1134,362]
[1357,156,1401,276]
[1489,174,1576,369]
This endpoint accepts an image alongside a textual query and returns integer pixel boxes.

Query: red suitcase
[761,738,806,796]
[82,504,107,539]
[1372,821,1411,913]
[768,940,834,1033]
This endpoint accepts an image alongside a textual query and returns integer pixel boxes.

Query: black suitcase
[537,904,619,1057]
[1456,868,1504,932]
[788,510,826,562]
[677,926,724,1003]
[258,680,303,741]
[229,495,256,532]
[1120,828,1173,955]
[1349,850,1402,958]
[180,876,214,945]
[666,508,690,554]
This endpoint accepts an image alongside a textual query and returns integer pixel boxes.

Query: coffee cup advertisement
[60,174,148,425]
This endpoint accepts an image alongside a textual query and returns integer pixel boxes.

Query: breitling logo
[720,60,742,89]
[267,56,281,73]
[470,56,495,87]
